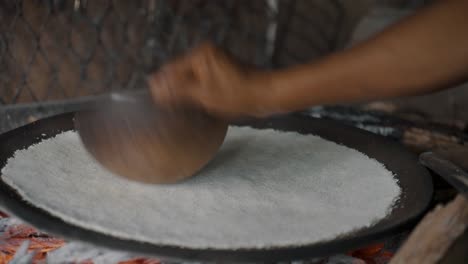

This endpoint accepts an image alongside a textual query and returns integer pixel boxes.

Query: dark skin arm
[149,0,468,118]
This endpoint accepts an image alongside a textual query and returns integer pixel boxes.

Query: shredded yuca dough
[1,127,400,249]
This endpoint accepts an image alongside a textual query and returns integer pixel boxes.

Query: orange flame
[348,243,394,264]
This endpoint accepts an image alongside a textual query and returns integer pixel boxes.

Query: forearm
[266,0,468,113]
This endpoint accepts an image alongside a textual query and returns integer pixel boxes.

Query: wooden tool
[74,90,228,184]
[420,152,468,197]
[390,152,468,264]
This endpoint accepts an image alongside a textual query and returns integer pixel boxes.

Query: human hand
[148,43,274,118]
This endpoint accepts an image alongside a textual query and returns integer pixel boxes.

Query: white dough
[1,127,400,249]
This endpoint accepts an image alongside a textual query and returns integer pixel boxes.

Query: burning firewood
[390,195,468,264]
[0,222,65,263]
[0,215,163,263]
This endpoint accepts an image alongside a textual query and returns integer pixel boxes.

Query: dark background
[2,0,466,133]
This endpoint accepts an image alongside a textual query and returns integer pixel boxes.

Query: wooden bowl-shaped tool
[75,93,228,184]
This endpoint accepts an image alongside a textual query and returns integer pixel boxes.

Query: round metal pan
[0,112,432,262]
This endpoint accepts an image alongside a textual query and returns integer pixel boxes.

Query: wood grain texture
[390,195,468,264]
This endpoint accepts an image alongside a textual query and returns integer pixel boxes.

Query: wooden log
[402,127,468,170]
[439,228,468,264]
[390,195,468,264]
[402,127,462,153]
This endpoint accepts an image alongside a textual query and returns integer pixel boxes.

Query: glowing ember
[0,212,161,263]
[0,222,65,263]
[349,243,394,264]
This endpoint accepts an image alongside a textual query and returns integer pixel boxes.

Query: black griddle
[0,112,433,263]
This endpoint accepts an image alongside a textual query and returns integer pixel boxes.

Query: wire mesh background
[0,0,352,105]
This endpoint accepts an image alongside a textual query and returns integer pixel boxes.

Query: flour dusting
[1,127,400,249]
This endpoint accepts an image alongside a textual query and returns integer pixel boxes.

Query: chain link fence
[0,0,354,105]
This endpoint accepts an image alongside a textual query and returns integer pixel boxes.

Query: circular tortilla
[1,127,400,249]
